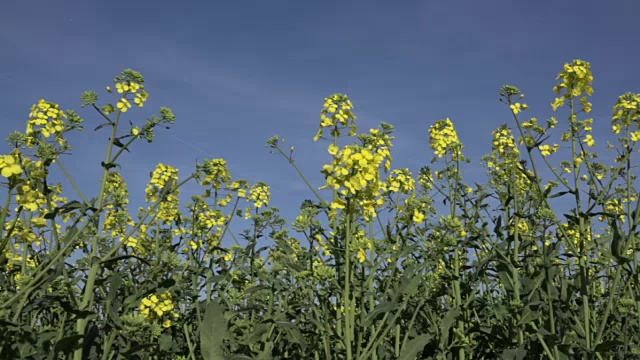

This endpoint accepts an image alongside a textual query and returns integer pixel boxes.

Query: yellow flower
[412,209,425,224]
[115,82,129,93]
[356,248,367,263]
[539,144,559,157]
[328,144,339,155]
[31,217,47,227]
[510,103,528,115]
[583,134,595,147]
[429,118,464,160]
[131,127,141,136]
[134,90,149,107]
[0,155,22,178]
[612,123,623,134]
[116,99,132,112]
[574,157,583,167]
[551,97,565,111]
[125,237,138,248]
[129,82,141,93]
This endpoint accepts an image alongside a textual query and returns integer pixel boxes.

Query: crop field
[0,59,639,359]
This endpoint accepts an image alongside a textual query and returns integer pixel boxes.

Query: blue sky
[1,0,640,232]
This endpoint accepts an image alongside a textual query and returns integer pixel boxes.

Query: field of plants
[0,59,639,359]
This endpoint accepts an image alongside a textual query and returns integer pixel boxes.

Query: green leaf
[101,255,150,270]
[537,327,552,336]
[112,137,130,152]
[122,343,157,356]
[248,323,272,344]
[101,161,118,170]
[275,321,306,351]
[200,302,227,360]
[256,341,274,360]
[439,308,460,347]
[94,122,113,131]
[549,191,570,199]
[363,301,399,327]
[398,333,431,360]
[159,333,172,352]
[54,335,83,353]
[501,347,527,360]
[517,306,538,326]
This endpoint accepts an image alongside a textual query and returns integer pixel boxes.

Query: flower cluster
[321,144,388,220]
[490,126,520,162]
[145,163,180,223]
[181,197,229,251]
[199,158,232,190]
[428,118,464,161]
[604,198,626,224]
[612,92,640,134]
[3,243,37,290]
[539,144,560,157]
[112,80,149,112]
[244,182,270,219]
[552,59,594,112]
[558,222,593,250]
[314,94,357,141]
[483,126,535,196]
[346,228,373,263]
[139,292,178,328]
[485,126,526,185]
[26,99,66,141]
[15,181,66,215]
[384,168,415,194]
[0,152,22,179]
[103,172,134,238]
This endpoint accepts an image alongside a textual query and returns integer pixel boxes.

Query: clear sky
[2,0,640,228]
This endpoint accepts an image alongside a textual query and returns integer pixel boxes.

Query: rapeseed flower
[0,154,22,178]
[429,118,464,161]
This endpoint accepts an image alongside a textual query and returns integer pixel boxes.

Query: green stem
[569,97,591,354]
[344,211,353,360]
[183,324,198,360]
[273,144,327,208]
[543,231,560,358]
[593,264,622,347]
[56,159,90,205]
[511,179,524,346]
[75,110,122,360]
[0,187,14,254]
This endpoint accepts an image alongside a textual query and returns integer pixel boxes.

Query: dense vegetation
[1,60,639,359]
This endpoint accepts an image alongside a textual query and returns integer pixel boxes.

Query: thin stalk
[569,97,591,354]
[542,231,560,358]
[75,109,122,360]
[272,144,326,208]
[511,178,524,346]
[344,211,353,360]
[446,152,465,360]
[183,324,198,360]
[593,264,622,346]
[56,159,90,205]
[0,187,14,254]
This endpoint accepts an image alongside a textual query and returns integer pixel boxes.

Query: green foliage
[1,60,640,360]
